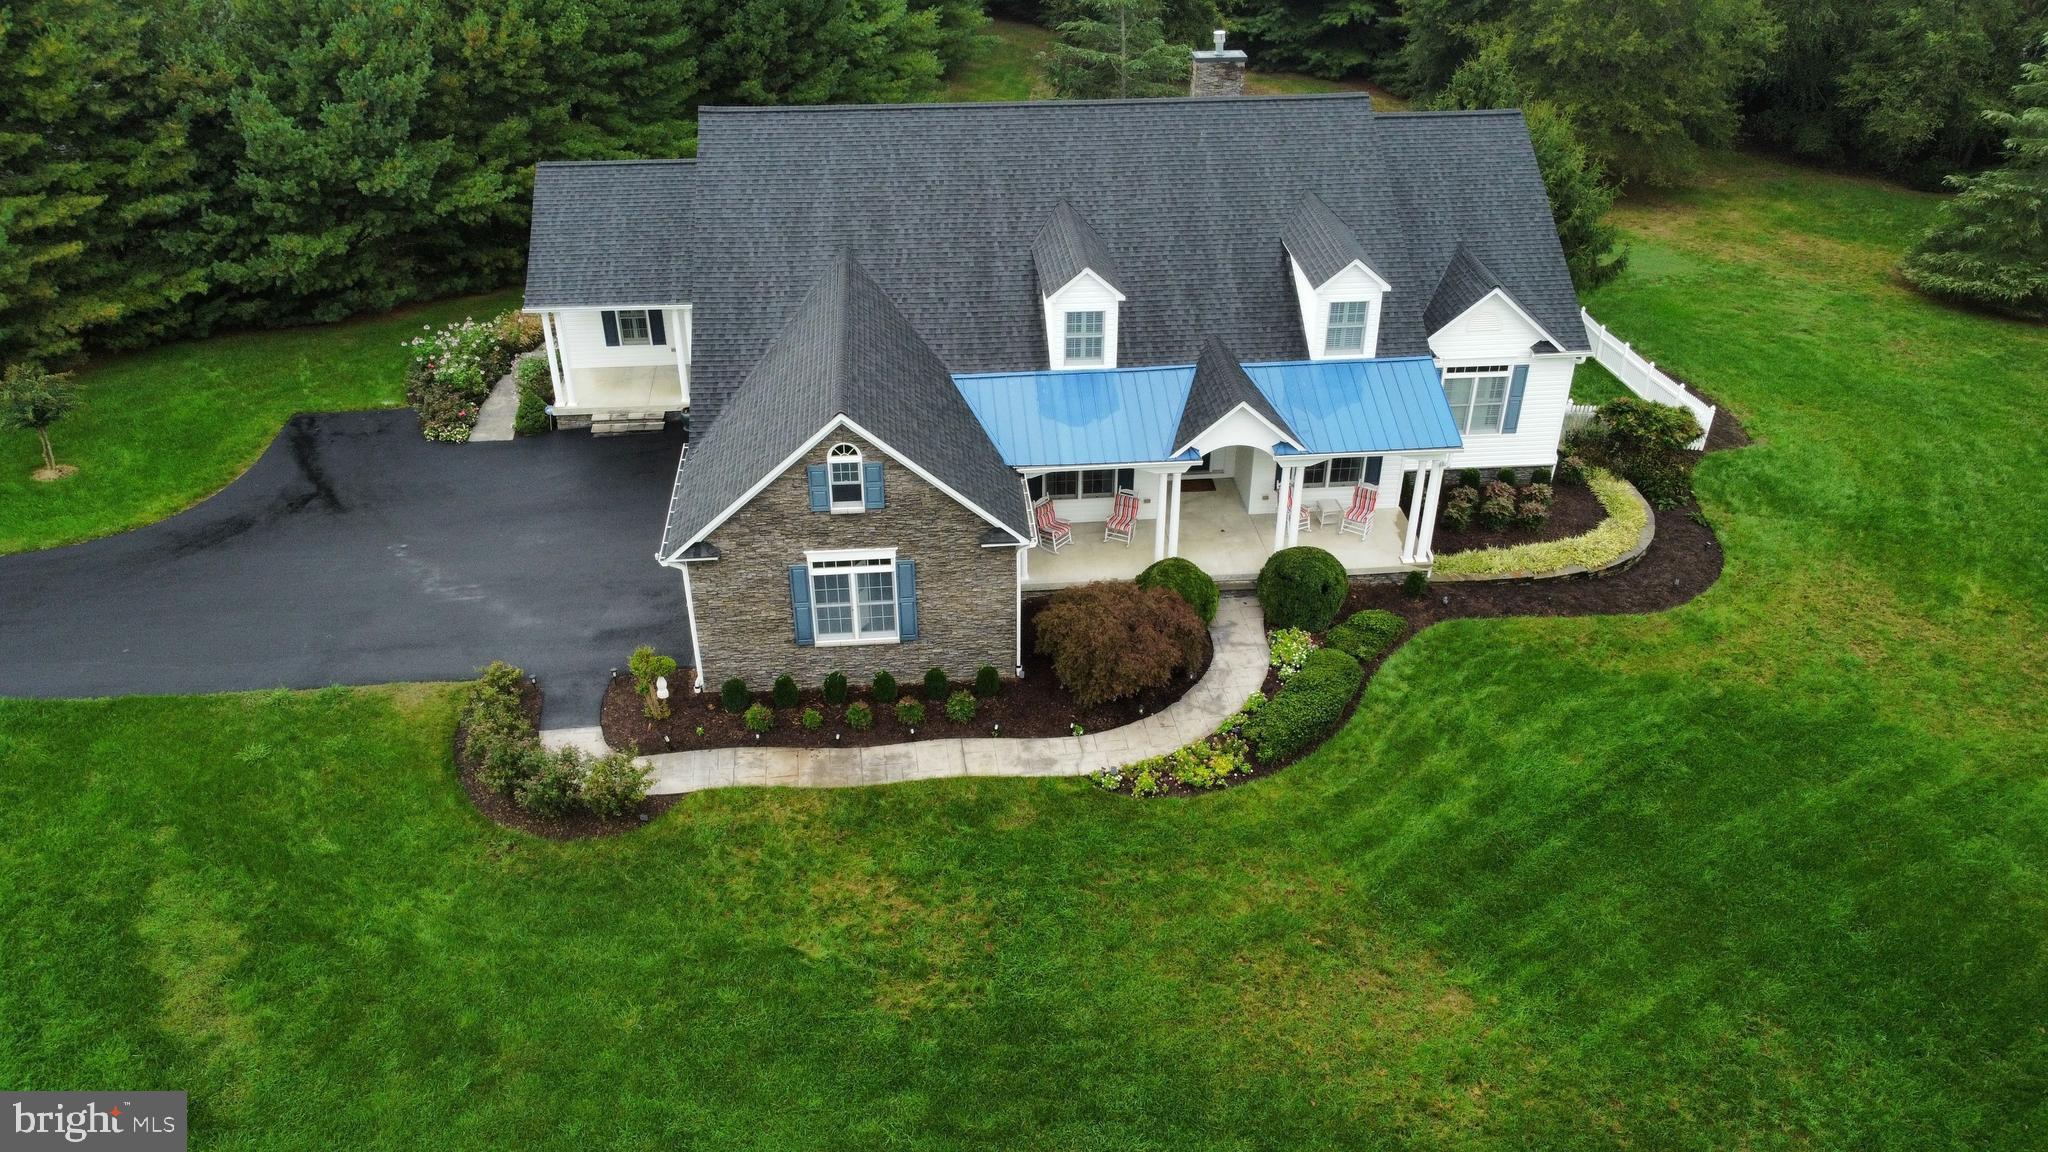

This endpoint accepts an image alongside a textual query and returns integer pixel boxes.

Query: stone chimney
[1190,29,1247,98]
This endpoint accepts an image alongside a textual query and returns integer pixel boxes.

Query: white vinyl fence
[1580,308,1714,450]
[1562,403,1599,435]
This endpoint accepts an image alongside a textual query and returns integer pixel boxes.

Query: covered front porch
[1021,477,1412,589]
[547,364,686,417]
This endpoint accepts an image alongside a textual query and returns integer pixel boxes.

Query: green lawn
[5,162,2047,1145]
[0,290,516,554]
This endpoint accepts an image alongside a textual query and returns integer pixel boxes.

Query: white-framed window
[807,549,898,645]
[1325,301,1368,354]
[1299,456,1369,487]
[1443,365,1512,435]
[1029,468,1135,503]
[1065,311,1105,364]
[827,442,865,511]
[616,309,653,346]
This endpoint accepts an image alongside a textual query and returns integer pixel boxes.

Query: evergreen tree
[1902,40,2048,319]
[1434,42,1626,289]
[1043,0,1192,99]
[1218,0,1402,81]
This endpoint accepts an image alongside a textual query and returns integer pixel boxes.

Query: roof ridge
[1375,108,1525,119]
[534,158,696,168]
[699,92,1374,115]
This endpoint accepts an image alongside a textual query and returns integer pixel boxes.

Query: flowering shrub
[404,310,543,442]
[1268,627,1317,680]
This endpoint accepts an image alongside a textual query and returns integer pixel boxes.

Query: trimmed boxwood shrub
[1255,546,1348,631]
[743,703,774,734]
[945,690,977,723]
[1326,609,1405,662]
[895,698,925,727]
[923,667,950,701]
[1244,648,1364,763]
[846,701,874,730]
[800,707,824,731]
[974,664,1001,698]
[872,670,899,703]
[720,677,749,713]
[1136,556,1219,624]
[1034,581,1208,708]
[1402,570,1428,598]
[822,671,849,704]
[771,675,799,708]
[513,356,553,437]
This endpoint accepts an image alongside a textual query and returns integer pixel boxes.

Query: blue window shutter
[648,310,667,346]
[1503,365,1529,434]
[1365,456,1383,485]
[864,461,885,509]
[896,560,918,641]
[806,465,829,512]
[601,311,619,346]
[789,566,813,646]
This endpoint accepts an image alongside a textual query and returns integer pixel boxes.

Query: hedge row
[1243,647,1364,764]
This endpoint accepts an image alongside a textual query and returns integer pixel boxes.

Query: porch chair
[1286,489,1314,535]
[1336,483,1379,540]
[1034,497,1072,553]
[1103,488,1140,546]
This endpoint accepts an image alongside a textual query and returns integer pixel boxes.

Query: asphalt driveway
[0,411,691,728]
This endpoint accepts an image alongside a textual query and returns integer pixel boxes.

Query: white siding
[1427,293,1579,470]
[1042,272,1123,369]
[1290,256,1387,360]
[552,307,686,371]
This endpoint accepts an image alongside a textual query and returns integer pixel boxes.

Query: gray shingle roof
[1032,201,1124,296]
[1423,242,1507,334]
[1280,192,1378,287]
[667,97,1585,423]
[658,255,1030,559]
[1176,336,1298,451]
[524,160,694,308]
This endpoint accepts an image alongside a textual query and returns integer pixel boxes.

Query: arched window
[827,443,864,510]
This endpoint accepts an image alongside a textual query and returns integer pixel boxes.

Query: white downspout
[679,563,705,689]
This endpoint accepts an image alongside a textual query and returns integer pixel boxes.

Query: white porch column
[1271,463,1291,551]
[540,311,564,402]
[1400,461,1426,563]
[1153,469,1171,562]
[671,308,689,407]
[1166,471,1183,557]
[1286,465,1306,548]
[547,312,575,408]
[1416,462,1446,562]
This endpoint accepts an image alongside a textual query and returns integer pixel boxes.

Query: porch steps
[591,411,668,435]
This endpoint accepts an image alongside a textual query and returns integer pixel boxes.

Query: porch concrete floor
[568,365,684,411]
[1023,480,1412,590]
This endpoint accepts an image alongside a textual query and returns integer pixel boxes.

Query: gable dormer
[1033,202,1126,370]
[1281,193,1390,360]
[1424,243,1562,361]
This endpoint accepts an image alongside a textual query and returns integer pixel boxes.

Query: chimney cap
[1213,29,1228,52]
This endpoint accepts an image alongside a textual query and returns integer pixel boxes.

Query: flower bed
[1430,467,1648,579]
[599,597,1212,754]
[405,311,543,441]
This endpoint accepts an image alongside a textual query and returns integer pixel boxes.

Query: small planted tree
[1,363,81,480]
[628,646,678,720]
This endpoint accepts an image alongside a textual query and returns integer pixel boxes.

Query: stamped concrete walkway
[628,595,1268,796]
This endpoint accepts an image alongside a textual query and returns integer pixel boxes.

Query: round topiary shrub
[822,672,848,704]
[973,664,1001,698]
[771,675,799,708]
[1401,570,1429,599]
[872,670,899,703]
[720,677,750,713]
[1136,556,1219,624]
[923,667,950,701]
[743,703,774,734]
[1255,546,1348,631]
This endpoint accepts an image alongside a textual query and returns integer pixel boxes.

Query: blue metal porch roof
[1242,356,1463,454]
[951,355,1461,468]
[952,365,1195,467]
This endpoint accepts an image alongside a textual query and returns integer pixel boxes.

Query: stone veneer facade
[685,428,1023,685]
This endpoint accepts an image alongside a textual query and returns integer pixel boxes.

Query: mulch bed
[601,601,1212,754]
[454,679,679,841]
[1429,476,1606,555]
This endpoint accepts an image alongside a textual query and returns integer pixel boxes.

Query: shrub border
[1431,467,1653,581]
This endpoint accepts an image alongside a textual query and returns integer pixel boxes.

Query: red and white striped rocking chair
[1103,488,1140,545]
[1336,483,1379,539]
[1034,497,1073,553]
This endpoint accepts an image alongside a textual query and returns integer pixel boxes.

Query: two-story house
[522,40,1590,686]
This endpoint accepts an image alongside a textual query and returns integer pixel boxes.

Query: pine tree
[1901,40,2048,319]
[1043,0,1191,99]
[0,362,81,478]
[1434,43,1626,289]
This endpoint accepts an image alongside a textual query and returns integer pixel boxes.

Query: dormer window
[1325,302,1368,354]
[1065,311,1105,365]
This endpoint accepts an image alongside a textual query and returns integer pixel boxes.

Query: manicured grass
[1567,358,1632,405]
[0,290,517,554]
[4,161,2047,1146]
